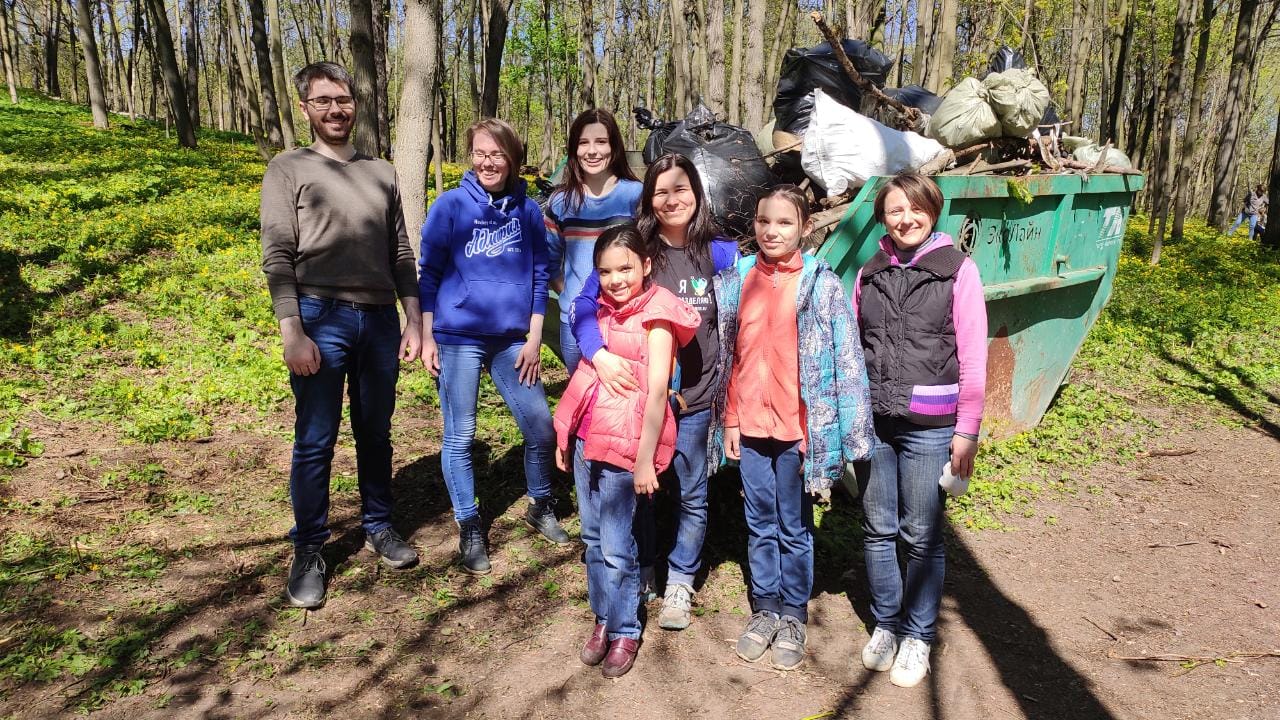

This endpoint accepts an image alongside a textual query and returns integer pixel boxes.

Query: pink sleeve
[851,268,863,318]
[952,259,987,436]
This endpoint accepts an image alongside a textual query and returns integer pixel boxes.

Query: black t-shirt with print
[652,243,719,414]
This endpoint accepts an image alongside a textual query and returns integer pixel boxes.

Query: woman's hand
[555,446,568,472]
[950,434,978,479]
[420,334,440,377]
[634,464,659,497]
[723,426,741,460]
[514,340,542,386]
[591,349,638,396]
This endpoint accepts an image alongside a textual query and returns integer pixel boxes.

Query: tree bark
[247,0,285,148]
[668,0,689,114]
[267,0,296,147]
[741,0,765,131]
[1207,0,1259,229]
[348,0,380,154]
[145,0,196,146]
[1103,0,1133,145]
[184,0,199,128]
[706,0,725,114]
[912,0,935,90]
[726,0,742,124]
[373,0,390,155]
[222,0,269,154]
[579,0,595,107]
[1065,0,1089,127]
[73,0,110,126]
[45,0,62,96]
[0,0,18,103]
[1170,0,1214,241]
[1149,0,1192,265]
[479,0,509,118]
[394,0,441,258]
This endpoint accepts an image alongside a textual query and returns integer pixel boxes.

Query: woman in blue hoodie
[419,118,568,575]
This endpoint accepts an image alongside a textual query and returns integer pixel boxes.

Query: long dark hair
[636,154,720,270]
[556,109,637,212]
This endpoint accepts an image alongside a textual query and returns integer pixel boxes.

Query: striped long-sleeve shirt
[544,179,643,321]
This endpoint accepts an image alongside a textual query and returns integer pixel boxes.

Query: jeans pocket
[299,296,333,325]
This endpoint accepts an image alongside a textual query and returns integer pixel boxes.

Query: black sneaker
[364,527,419,569]
[458,517,491,575]
[525,497,569,543]
[285,545,327,609]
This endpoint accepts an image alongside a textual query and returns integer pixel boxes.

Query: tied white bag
[800,89,947,195]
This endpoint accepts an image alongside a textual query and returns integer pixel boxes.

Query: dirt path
[2,408,1277,719]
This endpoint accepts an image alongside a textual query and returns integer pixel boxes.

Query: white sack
[801,89,948,195]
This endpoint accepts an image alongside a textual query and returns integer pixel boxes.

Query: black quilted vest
[858,246,965,427]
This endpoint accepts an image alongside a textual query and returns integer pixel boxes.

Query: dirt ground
[2,395,1278,720]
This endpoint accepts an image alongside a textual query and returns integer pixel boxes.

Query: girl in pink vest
[553,225,700,678]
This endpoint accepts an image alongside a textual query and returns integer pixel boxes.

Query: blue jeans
[437,341,555,523]
[558,320,582,376]
[573,438,641,640]
[289,296,401,548]
[860,416,951,643]
[739,436,812,622]
[630,409,712,585]
[1228,212,1259,240]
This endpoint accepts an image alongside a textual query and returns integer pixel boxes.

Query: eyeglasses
[470,150,508,165]
[304,95,355,110]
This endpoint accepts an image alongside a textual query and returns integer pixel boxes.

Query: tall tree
[348,0,380,154]
[1065,0,1090,127]
[1264,99,1280,249]
[223,0,269,154]
[72,0,109,127]
[247,0,286,148]
[706,0,725,113]
[1103,0,1134,144]
[1207,0,1261,229]
[267,0,296,147]
[579,0,595,107]
[44,0,62,96]
[373,0,390,155]
[726,0,743,124]
[145,0,197,146]
[479,0,511,118]
[184,0,199,128]
[395,0,442,258]
[0,0,18,103]
[1170,0,1215,241]
[1148,0,1192,265]
[741,0,765,131]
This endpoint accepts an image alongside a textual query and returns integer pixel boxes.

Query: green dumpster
[543,172,1144,437]
[818,173,1145,436]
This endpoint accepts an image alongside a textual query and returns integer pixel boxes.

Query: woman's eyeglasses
[470,151,508,165]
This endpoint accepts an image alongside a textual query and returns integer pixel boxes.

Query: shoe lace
[664,583,693,611]
[745,611,777,636]
[461,522,484,546]
[775,616,804,645]
[296,550,325,575]
[869,628,895,654]
[898,639,927,671]
[373,528,403,547]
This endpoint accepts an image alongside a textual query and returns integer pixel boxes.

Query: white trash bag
[801,89,948,195]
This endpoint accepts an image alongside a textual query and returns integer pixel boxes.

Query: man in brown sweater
[260,62,422,609]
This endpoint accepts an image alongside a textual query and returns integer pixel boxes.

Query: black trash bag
[772,39,895,137]
[637,103,774,239]
[883,84,943,115]
[987,46,1026,74]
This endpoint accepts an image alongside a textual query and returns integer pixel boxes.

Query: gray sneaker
[735,610,780,662]
[364,527,419,569]
[657,582,694,630]
[770,615,807,670]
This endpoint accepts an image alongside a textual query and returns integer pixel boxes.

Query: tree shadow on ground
[1156,348,1280,440]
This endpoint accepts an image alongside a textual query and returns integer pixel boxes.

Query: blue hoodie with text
[418,171,549,345]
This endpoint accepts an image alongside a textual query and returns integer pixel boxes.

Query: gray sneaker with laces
[735,610,780,662]
[770,615,807,670]
[658,582,695,630]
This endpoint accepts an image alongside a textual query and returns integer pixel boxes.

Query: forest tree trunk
[145,0,197,146]
[348,0,380,155]
[1207,0,1259,229]
[394,0,441,258]
[267,0,296,147]
[1171,0,1215,241]
[72,0,109,127]
[248,0,286,148]
[741,0,765,131]
[1149,0,1192,265]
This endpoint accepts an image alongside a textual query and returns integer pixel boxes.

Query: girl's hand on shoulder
[950,434,978,479]
[514,340,542,386]
[634,465,659,497]
[591,349,638,395]
[723,426,741,460]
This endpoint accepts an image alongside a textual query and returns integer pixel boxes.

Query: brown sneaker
[580,623,608,666]
[601,637,640,678]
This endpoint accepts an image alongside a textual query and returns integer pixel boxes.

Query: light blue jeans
[436,341,555,523]
[558,320,583,376]
[860,416,951,643]
[573,438,642,640]
[1227,212,1260,240]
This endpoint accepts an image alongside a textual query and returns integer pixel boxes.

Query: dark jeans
[739,436,812,623]
[573,438,641,640]
[859,416,951,643]
[288,295,401,548]
[631,408,712,587]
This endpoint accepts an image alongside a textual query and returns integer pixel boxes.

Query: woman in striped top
[544,109,642,374]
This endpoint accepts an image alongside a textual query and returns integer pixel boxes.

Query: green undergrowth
[952,217,1280,528]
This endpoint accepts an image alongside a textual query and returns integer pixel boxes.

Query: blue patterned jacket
[709,253,875,492]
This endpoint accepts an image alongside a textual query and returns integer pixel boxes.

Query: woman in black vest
[851,174,988,688]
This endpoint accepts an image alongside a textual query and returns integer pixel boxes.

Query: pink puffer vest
[554,283,700,473]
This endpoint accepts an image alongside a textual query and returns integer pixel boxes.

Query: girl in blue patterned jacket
[713,185,874,670]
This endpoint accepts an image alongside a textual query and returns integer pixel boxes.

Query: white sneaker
[861,627,899,671]
[890,637,931,687]
[658,582,694,630]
